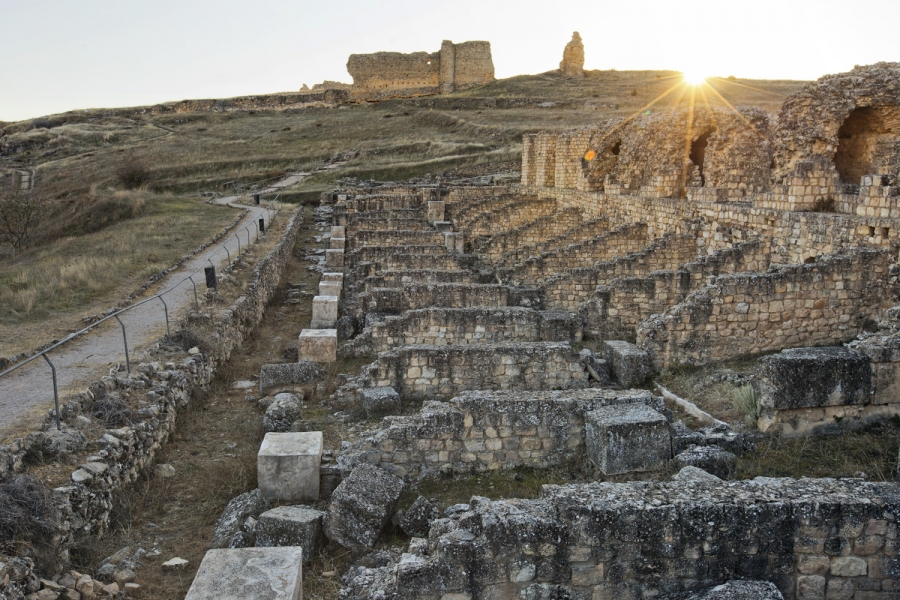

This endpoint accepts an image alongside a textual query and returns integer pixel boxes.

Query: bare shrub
[0,189,48,251]
[116,159,150,189]
[92,396,133,427]
[0,475,59,554]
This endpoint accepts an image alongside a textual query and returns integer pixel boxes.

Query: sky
[1,0,899,122]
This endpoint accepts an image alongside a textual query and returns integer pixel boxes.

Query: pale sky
[2,0,898,122]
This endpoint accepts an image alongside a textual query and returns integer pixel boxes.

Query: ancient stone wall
[364,342,588,400]
[346,40,493,101]
[343,478,900,600]
[344,307,582,356]
[475,208,583,263]
[346,229,445,251]
[362,269,476,291]
[361,283,542,316]
[340,389,663,479]
[637,249,896,368]
[493,217,611,268]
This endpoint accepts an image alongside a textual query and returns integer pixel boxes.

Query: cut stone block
[263,393,303,434]
[210,489,271,550]
[319,281,342,298]
[754,346,871,411]
[331,225,346,238]
[399,496,439,538]
[674,580,784,600]
[184,547,303,600]
[427,200,445,222]
[329,237,345,250]
[255,506,326,562]
[444,232,464,253]
[326,463,405,549]
[322,272,344,284]
[259,361,321,394]
[673,445,737,480]
[258,432,323,502]
[604,340,652,387]
[434,221,453,233]
[298,329,337,363]
[325,249,344,269]
[585,403,670,475]
[358,386,401,419]
[311,296,339,329]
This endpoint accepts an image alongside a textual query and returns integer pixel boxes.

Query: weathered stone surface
[673,465,722,483]
[398,496,439,538]
[184,547,303,600]
[559,31,584,77]
[335,315,357,341]
[660,580,785,599]
[255,506,326,561]
[258,432,323,502]
[319,281,342,298]
[326,463,405,549]
[210,489,271,549]
[603,340,652,387]
[755,346,871,411]
[579,349,611,385]
[263,393,304,434]
[298,329,337,363]
[311,295,339,329]
[325,249,344,269]
[258,361,321,394]
[584,403,670,474]
[673,445,737,480]
[358,386,401,419]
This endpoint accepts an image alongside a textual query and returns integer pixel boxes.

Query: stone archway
[834,105,900,185]
[689,129,716,186]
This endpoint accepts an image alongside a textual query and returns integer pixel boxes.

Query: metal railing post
[224,245,231,264]
[42,354,61,431]
[236,233,241,257]
[114,315,131,374]
[158,296,171,341]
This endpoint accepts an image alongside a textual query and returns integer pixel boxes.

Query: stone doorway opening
[690,129,715,186]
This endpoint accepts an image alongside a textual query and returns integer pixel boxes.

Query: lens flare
[682,70,708,86]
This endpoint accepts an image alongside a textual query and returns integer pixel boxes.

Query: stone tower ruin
[559,31,585,77]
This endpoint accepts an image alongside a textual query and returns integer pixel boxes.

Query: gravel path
[0,177,300,429]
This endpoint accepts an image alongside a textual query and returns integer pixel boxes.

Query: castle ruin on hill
[346,40,495,101]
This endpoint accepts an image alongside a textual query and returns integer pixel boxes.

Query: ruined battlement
[347,40,494,101]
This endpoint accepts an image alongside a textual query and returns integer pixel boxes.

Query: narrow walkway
[0,175,300,429]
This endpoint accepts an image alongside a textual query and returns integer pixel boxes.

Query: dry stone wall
[637,250,896,368]
[340,389,665,480]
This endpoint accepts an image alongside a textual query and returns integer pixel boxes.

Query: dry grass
[0,193,235,357]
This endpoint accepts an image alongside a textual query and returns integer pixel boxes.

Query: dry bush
[0,189,48,251]
[116,159,151,189]
[0,475,59,555]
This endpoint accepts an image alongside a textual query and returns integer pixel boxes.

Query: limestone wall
[346,244,448,268]
[361,283,542,315]
[363,270,476,291]
[475,208,582,263]
[637,249,896,368]
[340,389,663,479]
[342,478,900,600]
[346,229,444,250]
[344,307,582,356]
[365,342,589,400]
[346,40,493,101]
[493,217,611,268]
[462,197,559,240]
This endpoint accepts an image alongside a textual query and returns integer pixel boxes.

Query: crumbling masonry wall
[342,478,900,600]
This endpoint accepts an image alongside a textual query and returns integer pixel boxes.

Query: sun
[682,70,709,86]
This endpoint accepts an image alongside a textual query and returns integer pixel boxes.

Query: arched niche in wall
[689,129,716,187]
[833,105,900,186]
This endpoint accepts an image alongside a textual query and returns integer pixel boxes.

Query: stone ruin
[559,31,585,78]
[346,40,495,101]
[291,63,900,599]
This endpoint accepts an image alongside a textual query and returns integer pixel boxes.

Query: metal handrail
[0,197,283,429]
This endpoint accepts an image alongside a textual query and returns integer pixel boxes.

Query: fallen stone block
[325,249,344,269]
[398,496,439,538]
[210,489,271,549]
[672,465,722,483]
[298,329,337,363]
[255,506,326,562]
[263,393,303,434]
[604,340,652,387]
[673,445,737,480]
[258,432,323,502]
[326,463,405,549]
[259,361,321,394]
[585,403,670,475]
[659,580,784,599]
[311,295,339,329]
[184,547,303,600]
[358,386,401,419]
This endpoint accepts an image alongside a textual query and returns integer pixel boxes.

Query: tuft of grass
[732,384,761,425]
[116,158,151,189]
[0,475,59,555]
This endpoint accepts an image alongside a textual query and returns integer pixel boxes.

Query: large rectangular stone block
[331,225,346,239]
[259,361,322,395]
[298,329,337,363]
[585,404,670,475]
[258,432,323,502]
[256,506,326,562]
[326,463,404,549]
[604,340,652,388]
[184,547,303,600]
[427,200,445,223]
[329,237,345,250]
[322,272,344,284]
[325,249,344,269]
[434,221,453,233]
[444,232,464,253]
[310,295,339,329]
[319,281,342,298]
